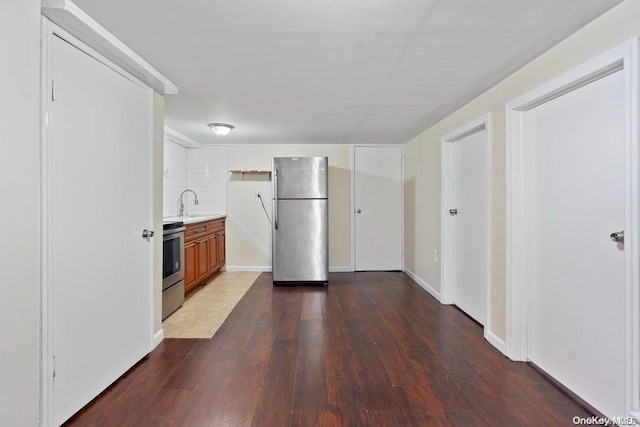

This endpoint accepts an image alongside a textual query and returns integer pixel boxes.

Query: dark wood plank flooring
[66,272,592,426]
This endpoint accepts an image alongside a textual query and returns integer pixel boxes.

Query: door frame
[505,39,639,415]
[440,114,492,330]
[350,145,404,272]
[40,18,156,426]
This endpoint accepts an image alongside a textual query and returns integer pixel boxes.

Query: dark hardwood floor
[66,272,592,426]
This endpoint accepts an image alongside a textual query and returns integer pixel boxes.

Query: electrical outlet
[434,249,439,263]
[254,191,261,198]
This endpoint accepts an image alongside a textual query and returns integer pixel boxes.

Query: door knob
[356,209,362,214]
[449,208,458,215]
[610,230,624,243]
[142,229,154,238]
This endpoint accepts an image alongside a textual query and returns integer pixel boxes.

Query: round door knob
[610,230,624,243]
[142,229,154,238]
[356,209,362,214]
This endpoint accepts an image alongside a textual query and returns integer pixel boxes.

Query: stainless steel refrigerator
[272,157,328,284]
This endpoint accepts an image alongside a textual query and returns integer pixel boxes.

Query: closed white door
[452,129,487,324]
[354,146,402,271]
[49,36,153,425]
[528,70,625,417]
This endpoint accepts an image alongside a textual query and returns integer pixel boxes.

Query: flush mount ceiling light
[208,122,235,136]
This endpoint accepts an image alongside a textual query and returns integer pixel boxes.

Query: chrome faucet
[179,189,199,217]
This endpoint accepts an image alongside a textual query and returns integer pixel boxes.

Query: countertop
[163,214,226,225]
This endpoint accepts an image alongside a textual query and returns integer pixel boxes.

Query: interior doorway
[505,40,639,418]
[352,146,403,271]
[441,115,491,327]
[42,22,154,425]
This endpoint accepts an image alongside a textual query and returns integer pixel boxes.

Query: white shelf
[229,170,272,180]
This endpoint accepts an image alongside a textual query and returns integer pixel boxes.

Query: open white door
[45,33,153,424]
[353,146,402,271]
[452,129,488,324]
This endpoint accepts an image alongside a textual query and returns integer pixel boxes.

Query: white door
[452,129,487,324]
[528,70,625,417]
[48,35,153,425]
[354,146,402,271]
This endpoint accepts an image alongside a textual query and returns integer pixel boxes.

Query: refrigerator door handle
[274,168,279,230]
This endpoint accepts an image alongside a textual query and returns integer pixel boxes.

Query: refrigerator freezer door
[273,199,328,282]
[272,157,328,199]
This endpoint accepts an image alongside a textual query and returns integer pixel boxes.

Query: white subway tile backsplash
[163,140,227,217]
[186,146,227,215]
[163,139,187,217]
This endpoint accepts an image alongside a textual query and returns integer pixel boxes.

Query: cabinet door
[196,237,209,281]
[209,233,218,273]
[216,231,225,266]
[184,240,198,293]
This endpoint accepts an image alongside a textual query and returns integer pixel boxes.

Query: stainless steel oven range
[162,221,185,319]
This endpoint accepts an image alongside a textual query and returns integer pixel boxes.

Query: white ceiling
[73,0,621,145]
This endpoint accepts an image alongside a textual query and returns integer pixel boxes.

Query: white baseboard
[225,266,271,272]
[484,329,507,355]
[225,266,353,273]
[403,268,441,302]
[402,268,508,357]
[152,329,164,349]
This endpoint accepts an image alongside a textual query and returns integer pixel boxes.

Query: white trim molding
[505,39,639,417]
[40,18,54,426]
[403,268,441,302]
[350,146,356,272]
[153,329,164,349]
[225,266,353,273]
[329,266,353,273]
[41,0,177,95]
[485,330,507,355]
[440,114,493,330]
[164,126,203,148]
[225,266,271,272]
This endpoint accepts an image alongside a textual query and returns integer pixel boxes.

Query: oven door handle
[163,226,186,236]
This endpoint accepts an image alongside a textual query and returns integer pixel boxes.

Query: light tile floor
[162,271,261,338]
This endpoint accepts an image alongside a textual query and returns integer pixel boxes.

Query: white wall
[0,0,42,424]
[226,145,351,270]
[403,0,640,342]
[163,141,227,217]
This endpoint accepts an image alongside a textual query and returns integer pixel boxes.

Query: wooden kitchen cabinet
[184,218,226,295]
